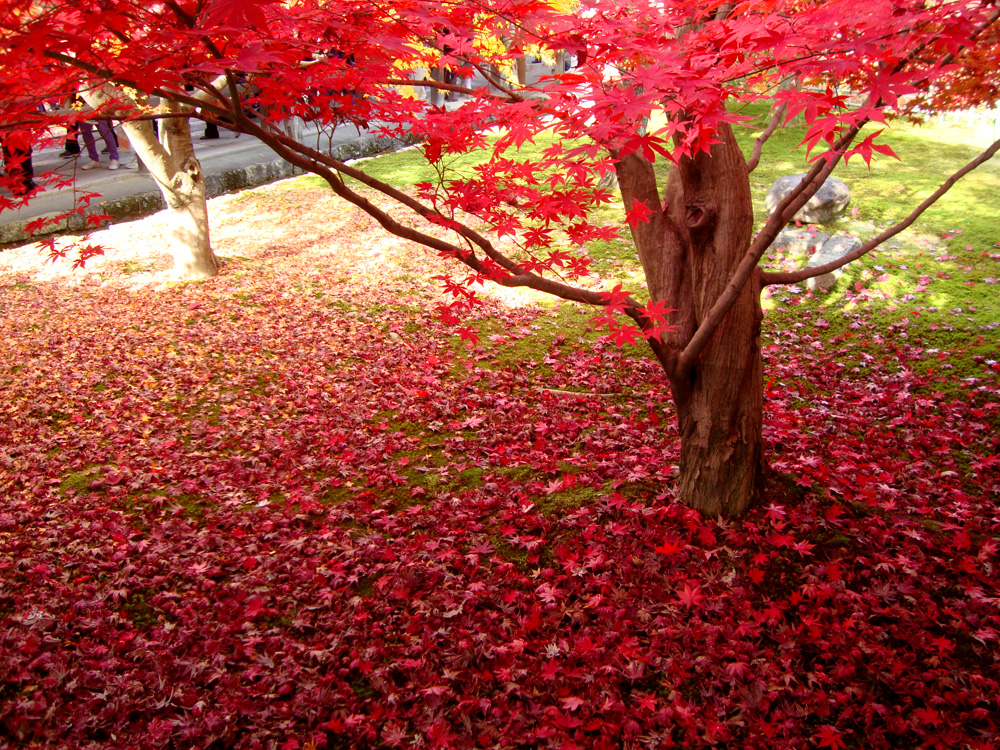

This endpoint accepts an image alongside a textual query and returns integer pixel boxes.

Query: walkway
[0,61,559,245]
[0,119,380,245]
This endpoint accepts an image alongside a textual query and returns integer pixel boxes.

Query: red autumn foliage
[1,187,998,748]
[2,0,999,513]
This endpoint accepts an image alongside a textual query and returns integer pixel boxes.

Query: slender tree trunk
[161,167,215,279]
[428,67,446,107]
[148,103,218,279]
[79,87,218,280]
[618,124,765,516]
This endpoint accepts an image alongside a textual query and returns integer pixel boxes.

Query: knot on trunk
[685,202,713,229]
[180,156,202,180]
[166,169,201,208]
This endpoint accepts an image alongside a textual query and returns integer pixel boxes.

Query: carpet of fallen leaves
[1,184,999,750]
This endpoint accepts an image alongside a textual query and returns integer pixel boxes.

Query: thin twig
[746,102,786,173]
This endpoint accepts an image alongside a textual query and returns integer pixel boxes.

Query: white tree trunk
[149,101,219,279]
[164,174,216,279]
[78,86,219,280]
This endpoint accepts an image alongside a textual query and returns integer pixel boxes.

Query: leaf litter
[1,182,999,749]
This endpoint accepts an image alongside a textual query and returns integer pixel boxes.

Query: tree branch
[41,49,232,119]
[745,102,786,173]
[674,121,863,377]
[225,113,641,315]
[761,136,1000,286]
[386,73,526,103]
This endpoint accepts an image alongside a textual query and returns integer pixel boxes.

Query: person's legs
[3,140,36,195]
[78,120,101,162]
[96,120,119,163]
[60,124,80,156]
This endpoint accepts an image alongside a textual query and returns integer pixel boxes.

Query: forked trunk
[141,105,219,280]
[618,123,766,516]
[86,88,220,280]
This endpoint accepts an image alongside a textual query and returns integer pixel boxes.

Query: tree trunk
[516,55,527,86]
[669,292,765,517]
[618,124,765,516]
[79,86,218,280]
[146,104,219,279]
[162,167,216,279]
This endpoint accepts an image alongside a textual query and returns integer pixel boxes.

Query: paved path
[0,118,385,245]
[0,63,558,245]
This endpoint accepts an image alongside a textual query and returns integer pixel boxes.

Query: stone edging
[1,133,408,246]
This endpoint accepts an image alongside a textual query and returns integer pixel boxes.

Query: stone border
[0,133,410,246]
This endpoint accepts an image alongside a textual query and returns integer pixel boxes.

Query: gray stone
[765,173,851,224]
[0,134,414,246]
[805,235,862,291]
[769,227,830,255]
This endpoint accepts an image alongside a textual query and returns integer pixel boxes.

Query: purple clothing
[79,119,118,162]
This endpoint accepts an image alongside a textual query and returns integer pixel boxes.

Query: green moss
[324,298,355,313]
[233,292,260,307]
[493,464,537,483]
[180,398,223,425]
[490,536,531,572]
[261,613,293,629]
[139,491,207,520]
[354,575,376,598]
[348,671,378,702]
[115,259,153,275]
[59,468,100,496]
[321,485,358,506]
[120,589,169,630]
[532,483,600,517]
[455,466,484,488]
[917,517,945,534]
[2,280,34,292]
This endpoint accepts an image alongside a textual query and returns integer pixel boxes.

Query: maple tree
[1,188,998,748]
[2,0,999,515]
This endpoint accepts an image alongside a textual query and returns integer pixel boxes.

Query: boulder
[769,227,830,255]
[805,235,862,291]
[765,174,850,224]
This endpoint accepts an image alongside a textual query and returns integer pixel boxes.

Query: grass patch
[120,589,163,630]
[297,102,999,400]
[59,467,101,496]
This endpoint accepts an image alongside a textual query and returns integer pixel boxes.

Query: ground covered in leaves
[1,183,999,750]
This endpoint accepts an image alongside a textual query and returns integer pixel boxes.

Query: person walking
[79,115,120,170]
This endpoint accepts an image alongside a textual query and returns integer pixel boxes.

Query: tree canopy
[2,0,998,513]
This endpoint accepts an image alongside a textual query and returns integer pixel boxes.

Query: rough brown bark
[618,124,765,516]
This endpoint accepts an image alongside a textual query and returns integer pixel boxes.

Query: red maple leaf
[625,198,655,227]
[913,707,942,727]
[676,581,704,609]
[655,539,683,555]
[815,725,846,750]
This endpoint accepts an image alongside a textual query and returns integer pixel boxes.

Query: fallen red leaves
[1,187,998,749]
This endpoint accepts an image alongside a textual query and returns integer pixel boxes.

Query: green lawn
[302,103,1000,390]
